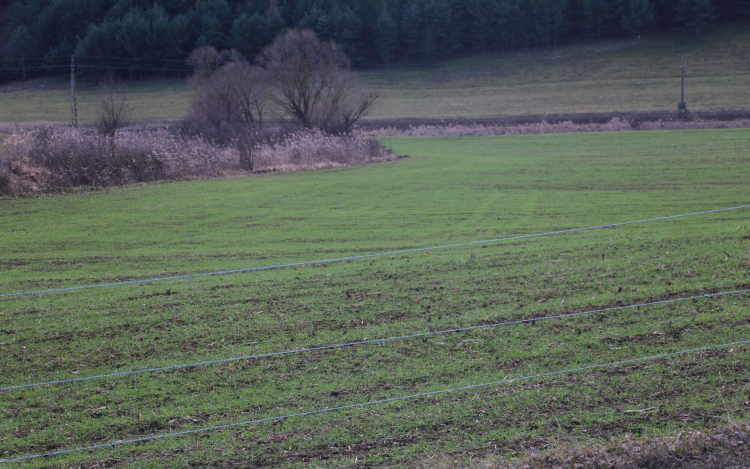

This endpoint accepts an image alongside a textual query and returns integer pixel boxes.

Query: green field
[1,129,750,467]
[0,26,748,123]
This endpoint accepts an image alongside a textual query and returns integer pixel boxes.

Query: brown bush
[0,127,236,191]
[0,126,397,195]
[248,130,395,171]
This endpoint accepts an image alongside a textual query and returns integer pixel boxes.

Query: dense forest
[1,0,749,82]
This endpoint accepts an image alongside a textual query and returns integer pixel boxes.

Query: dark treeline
[1,0,749,82]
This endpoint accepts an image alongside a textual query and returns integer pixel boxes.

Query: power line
[3,287,747,392]
[3,338,748,464]
[1,204,748,299]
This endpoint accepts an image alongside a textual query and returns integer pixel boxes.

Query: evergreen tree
[467,0,497,54]
[299,3,333,41]
[493,0,518,50]
[676,0,715,36]
[656,0,678,27]
[621,0,655,42]
[75,21,121,60]
[116,7,152,59]
[532,0,569,48]
[425,0,460,60]
[374,5,399,67]
[399,0,423,60]
[582,0,627,39]
[193,0,233,48]
[231,12,271,60]
[328,2,362,59]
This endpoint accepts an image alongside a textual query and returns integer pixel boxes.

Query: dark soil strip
[357,109,750,130]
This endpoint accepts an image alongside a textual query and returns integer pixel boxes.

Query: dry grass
[358,117,750,137]
[0,127,395,195]
[419,423,750,469]
[252,130,395,172]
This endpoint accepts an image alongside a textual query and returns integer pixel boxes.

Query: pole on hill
[678,57,689,120]
[71,55,77,129]
[22,54,26,82]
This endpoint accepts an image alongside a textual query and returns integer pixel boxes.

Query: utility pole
[678,57,689,120]
[22,54,26,82]
[71,55,77,129]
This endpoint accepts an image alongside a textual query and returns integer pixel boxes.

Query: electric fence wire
[3,287,749,392]
[2,338,748,464]
[2,204,749,299]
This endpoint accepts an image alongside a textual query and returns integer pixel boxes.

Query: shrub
[0,163,11,195]
[0,127,237,190]
[247,130,394,171]
[0,126,397,195]
[98,73,132,136]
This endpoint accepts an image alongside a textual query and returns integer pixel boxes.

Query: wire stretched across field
[3,287,748,392]
[1,204,748,299]
[2,338,747,464]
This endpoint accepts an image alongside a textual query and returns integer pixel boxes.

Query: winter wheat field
[1,129,750,467]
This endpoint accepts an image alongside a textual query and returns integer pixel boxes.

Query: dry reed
[0,127,395,195]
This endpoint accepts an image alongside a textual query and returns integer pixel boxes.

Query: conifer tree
[621,0,655,42]
[399,0,423,60]
[467,0,497,54]
[374,5,399,67]
[676,0,715,36]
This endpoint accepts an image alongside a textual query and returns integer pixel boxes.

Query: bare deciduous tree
[187,46,244,78]
[98,73,132,136]
[258,29,378,134]
[190,60,271,129]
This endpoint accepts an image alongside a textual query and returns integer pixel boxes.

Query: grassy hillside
[1,129,749,467]
[0,26,748,123]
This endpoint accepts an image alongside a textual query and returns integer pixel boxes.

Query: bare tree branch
[258,29,379,134]
[98,73,132,136]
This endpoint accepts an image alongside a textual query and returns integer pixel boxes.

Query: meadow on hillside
[0,26,748,123]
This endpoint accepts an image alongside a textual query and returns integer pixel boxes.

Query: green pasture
[0,26,748,123]
[1,129,750,467]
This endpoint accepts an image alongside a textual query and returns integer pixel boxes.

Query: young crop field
[1,128,750,467]
[0,26,748,123]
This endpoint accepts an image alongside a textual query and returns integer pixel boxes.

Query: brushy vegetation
[1,129,749,467]
[359,116,750,137]
[0,127,395,195]
[253,130,395,172]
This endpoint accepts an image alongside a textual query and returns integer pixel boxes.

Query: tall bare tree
[258,29,378,134]
[98,73,132,136]
[190,60,270,129]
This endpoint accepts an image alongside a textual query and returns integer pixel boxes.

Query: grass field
[1,128,750,467]
[0,26,748,123]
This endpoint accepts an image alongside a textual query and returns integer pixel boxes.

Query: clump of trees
[187,30,378,169]
[2,0,749,83]
[190,30,377,135]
